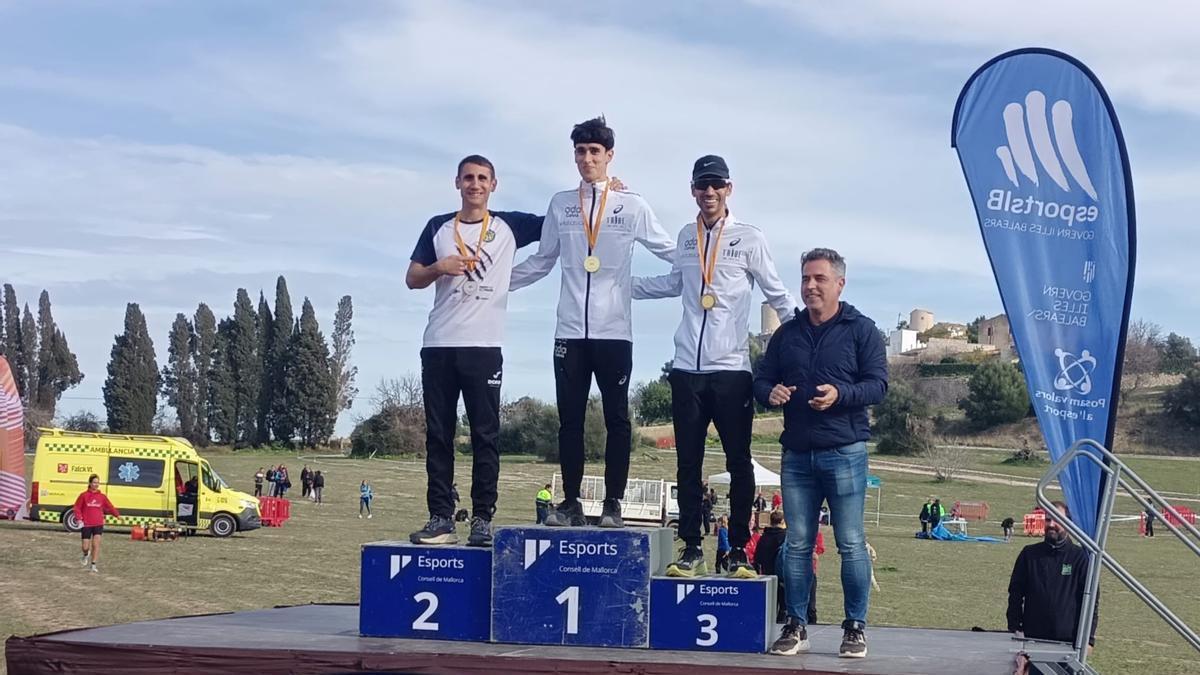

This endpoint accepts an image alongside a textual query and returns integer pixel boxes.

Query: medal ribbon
[696,214,726,297]
[579,180,611,254]
[453,211,491,272]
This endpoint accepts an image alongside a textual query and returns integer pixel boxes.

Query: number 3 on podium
[696,613,718,647]
[555,586,580,635]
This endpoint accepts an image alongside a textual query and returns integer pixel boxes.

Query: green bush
[873,381,933,455]
[633,379,672,425]
[498,396,559,458]
[918,363,979,377]
[959,361,1030,430]
[1163,368,1200,427]
[350,403,424,457]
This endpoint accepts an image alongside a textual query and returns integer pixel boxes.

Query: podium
[360,528,778,654]
[491,526,673,647]
[360,541,492,640]
[648,576,776,653]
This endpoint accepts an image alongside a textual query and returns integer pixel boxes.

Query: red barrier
[1141,505,1195,535]
[1023,512,1045,537]
[953,500,990,522]
[259,497,291,527]
[656,437,674,449]
[1164,505,1196,526]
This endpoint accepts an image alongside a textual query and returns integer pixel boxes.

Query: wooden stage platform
[5,603,1076,674]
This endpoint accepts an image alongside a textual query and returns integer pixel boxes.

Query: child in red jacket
[74,474,120,573]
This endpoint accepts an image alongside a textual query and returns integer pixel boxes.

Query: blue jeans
[780,441,871,629]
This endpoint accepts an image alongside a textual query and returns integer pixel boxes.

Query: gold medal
[696,214,727,311]
[579,181,610,276]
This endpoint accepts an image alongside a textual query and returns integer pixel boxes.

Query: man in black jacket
[755,248,887,659]
[1007,501,1097,648]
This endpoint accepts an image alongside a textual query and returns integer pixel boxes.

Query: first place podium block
[491,526,672,648]
[360,541,492,641]
[649,576,776,653]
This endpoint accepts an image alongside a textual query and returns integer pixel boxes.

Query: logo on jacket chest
[683,237,745,260]
[562,206,629,232]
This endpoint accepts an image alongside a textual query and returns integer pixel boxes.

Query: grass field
[2,445,1199,673]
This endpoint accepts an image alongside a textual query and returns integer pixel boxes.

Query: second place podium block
[360,541,492,641]
[491,526,673,648]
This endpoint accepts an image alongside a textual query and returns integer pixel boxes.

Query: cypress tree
[33,290,82,415]
[1,284,18,360]
[2,285,23,397]
[192,303,217,446]
[286,298,334,447]
[269,276,295,443]
[256,292,274,446]
[19,304,37,403]
[231,289,261,446]
[103,303,160,433]
[162,313,198,439]
[329,295,358,425]
[209,318,238,444]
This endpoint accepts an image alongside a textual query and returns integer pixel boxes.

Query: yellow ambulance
[29,428,261,537]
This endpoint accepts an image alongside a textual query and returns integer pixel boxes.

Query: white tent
[707,458,780,487]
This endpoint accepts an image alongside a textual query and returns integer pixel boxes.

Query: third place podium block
[491,526,672,648]
[360,541,492,641]
[649,576,776,653]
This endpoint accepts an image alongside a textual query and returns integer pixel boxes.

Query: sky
[1,1,1198,435]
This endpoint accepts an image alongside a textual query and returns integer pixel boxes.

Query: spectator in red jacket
[74,474,120,573]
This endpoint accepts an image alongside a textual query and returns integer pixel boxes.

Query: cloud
[2,1,1198,433]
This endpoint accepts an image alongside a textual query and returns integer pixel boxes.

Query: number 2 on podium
[555,586,580,635]
[412,591,439,631]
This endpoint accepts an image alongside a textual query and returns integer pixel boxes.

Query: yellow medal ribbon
[696,214,726,310]
[453,211,491,272]
[579,180,611,270]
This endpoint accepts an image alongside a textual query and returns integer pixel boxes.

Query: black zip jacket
[753,526,787,576]
[1007,539,1098,645]
[752,302,888,452]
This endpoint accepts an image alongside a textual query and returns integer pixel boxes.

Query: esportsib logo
[676,583,696,604]
[986,91,1100,228]
[996,91,1096,199]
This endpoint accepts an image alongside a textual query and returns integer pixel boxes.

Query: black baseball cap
[692,155,730,182]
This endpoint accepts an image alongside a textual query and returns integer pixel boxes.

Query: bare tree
[922,431,970,482]
[1121,319,1163,403]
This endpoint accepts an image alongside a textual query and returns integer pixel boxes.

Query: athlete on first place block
[406,155,544,547]
[634,155,795,578]
[510,116,675,528]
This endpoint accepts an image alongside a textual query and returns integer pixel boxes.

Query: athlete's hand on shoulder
[768,384,797,407]
[609,176,627,191]
[435,254,479,277]
[808,384,839,411]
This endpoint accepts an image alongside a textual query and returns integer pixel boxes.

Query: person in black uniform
[1007,501,1098,652]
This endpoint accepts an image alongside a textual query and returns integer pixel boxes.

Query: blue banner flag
[952,49,1136,538]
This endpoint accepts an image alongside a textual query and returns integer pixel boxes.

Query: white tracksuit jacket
[633,212,795,372]
[511,179,675,341]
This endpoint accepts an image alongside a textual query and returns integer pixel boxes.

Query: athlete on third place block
[634,154,795,577]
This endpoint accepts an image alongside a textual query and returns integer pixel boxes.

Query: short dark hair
[769,509,784,525]
[88,473,99,484]
[571,116,615,150]
[457,154,495,179]
[1051,500,1070,517]
[801,247,847,277]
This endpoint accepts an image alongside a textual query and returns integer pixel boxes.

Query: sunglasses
[692,178,729,191]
